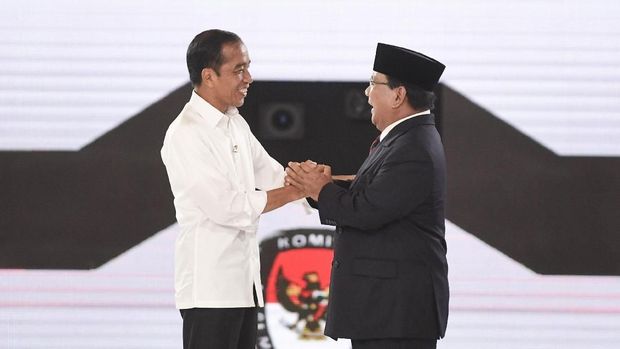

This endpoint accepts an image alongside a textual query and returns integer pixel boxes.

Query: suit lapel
[350,146,384,187]
[350,114,436,188]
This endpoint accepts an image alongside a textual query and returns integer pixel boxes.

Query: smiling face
[365,71,396,131]
[201,41,253,113]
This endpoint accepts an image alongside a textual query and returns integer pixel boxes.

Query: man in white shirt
[161,29,304,349]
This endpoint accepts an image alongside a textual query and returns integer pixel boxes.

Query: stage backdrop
[1,1,619,348]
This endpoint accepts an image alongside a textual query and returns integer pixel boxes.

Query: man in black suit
[285,43,448,349]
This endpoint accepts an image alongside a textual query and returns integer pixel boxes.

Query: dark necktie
[369,135,380,154]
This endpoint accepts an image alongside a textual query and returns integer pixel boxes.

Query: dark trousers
[351,338,437,349]
[180,288,259,349]
[180,307,258,349]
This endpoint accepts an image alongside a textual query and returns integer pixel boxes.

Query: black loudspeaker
[343,88,371,120]
[258,102,305,140]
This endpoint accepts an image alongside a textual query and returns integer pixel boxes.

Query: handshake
[285,160,332,201]
[285,160,355,201]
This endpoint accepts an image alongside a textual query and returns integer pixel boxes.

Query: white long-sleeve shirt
[161,91,285,309]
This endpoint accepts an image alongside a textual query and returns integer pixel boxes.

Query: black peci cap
[373,43,445,91]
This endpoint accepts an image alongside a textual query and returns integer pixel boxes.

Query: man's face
[208,42,253,112]
[365,71,394,131]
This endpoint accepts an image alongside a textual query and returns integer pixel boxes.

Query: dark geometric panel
[2,82,618,274]
[0,81,377,269]
[0,84,187,269]
[442,86,620,275]
[241,81,380,175]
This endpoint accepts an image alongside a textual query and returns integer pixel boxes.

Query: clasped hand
[285,160,332,201]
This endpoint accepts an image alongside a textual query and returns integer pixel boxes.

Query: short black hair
[186,29,242,86]
[386,75,437,111]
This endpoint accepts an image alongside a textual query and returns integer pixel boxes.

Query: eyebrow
[234,60,251,69]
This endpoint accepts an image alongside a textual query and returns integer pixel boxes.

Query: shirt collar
[189,90,240,129]
[379,109,431,141]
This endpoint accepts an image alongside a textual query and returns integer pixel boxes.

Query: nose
[244,69,253,84]
[364,85,370,96]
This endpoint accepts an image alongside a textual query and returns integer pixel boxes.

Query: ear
[392,86,407,109]
[201,68,215,87]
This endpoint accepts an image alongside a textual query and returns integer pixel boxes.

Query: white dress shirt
[379,109,431,141]
[161,91,285,309]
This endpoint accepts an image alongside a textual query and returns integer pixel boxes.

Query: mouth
[239,87,249,97]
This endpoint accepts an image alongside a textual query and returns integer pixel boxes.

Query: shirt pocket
[352,258,398,279]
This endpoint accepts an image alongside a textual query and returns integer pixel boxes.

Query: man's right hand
[285,160,332,201]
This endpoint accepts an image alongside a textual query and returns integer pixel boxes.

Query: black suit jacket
[317,114,448,340]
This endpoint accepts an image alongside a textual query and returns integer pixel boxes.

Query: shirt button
[332,260,340,268]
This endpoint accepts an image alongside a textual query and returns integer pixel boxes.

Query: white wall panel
[1,0,619,154]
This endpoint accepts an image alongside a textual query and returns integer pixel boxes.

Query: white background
[1,0,620,155]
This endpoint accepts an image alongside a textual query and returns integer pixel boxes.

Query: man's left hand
[285,160,332,201]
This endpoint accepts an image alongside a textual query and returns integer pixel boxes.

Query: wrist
[312,182,329,201]
[287,184,304,200]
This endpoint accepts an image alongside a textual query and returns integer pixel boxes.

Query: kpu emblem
[257,229,349,348]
